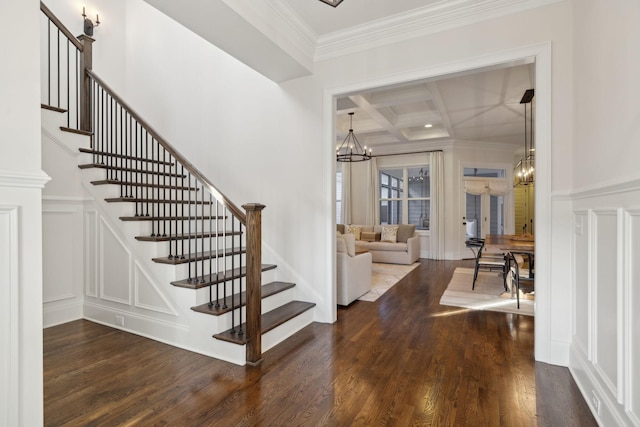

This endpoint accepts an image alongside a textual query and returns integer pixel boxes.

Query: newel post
[77,34,94,133]
[243,203,265,365]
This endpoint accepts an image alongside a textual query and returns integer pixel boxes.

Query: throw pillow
[381,225,398,243]
[336,236,347,253]
[396,224,416,243]
[345,225,362,240]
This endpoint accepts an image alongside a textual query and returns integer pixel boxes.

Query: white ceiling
[283,0,444,37]
[281,0,536,154]
[142,0,537,154]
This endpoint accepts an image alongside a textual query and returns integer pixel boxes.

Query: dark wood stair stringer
[214,301,316,345]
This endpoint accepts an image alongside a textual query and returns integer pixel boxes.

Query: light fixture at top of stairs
[514,88,535,187]
[318,0,344,7]
[336,112,371,163]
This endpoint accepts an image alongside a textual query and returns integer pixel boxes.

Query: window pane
[466,193,481,239]
[380,200,402,225]
[490,194,504,235]
[463,167,505,178]
[408,167,429,198]
[409,200,430,230]
[381,173,389,185]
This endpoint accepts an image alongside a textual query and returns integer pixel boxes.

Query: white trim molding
[0,206,20,427]
[315,0,565,61]
[0,168,50,189]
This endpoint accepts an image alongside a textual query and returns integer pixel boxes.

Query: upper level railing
[40,1,264,363]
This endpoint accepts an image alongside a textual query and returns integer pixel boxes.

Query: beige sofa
[337,224,420,265]
[336,233,372,305]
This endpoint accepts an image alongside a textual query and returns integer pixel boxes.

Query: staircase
[40,1,315,365]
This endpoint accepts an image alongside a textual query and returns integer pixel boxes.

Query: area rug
[439,267,534,316]
[358,262,420,302]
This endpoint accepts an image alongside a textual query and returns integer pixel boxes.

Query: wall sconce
[82,6,100,37]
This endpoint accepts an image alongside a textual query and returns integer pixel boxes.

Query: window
[380,166,430,230]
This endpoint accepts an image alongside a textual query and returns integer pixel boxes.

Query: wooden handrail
[86,69,247,224]
[40,1,84,52]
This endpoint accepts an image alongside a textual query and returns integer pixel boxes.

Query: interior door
[463,193,505,240]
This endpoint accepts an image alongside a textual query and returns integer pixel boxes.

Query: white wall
[38,0,575,364]
[0,1,49,426]
[90,0,575,362]
[568,1,640,425]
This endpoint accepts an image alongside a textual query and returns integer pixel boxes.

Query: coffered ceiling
[335,62,535,154]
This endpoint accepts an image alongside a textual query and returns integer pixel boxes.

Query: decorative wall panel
[85,210,98,297]
[42,210,77,302]
[134,261,178,315]
[626,210,640,423]
[592,210,618,396]
[573,211,588,354]
[0,206,19,427]
[99,219,131,304]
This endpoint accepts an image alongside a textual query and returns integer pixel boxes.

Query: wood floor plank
[44,259,597,426]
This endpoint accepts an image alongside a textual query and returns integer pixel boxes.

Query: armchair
[336,233,372,305]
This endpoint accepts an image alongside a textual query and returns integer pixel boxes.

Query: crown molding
[314,0,565,62]
[0,169,51,189]
[225,0,317,71]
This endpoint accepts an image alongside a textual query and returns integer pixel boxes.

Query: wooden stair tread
[61,126,92,136]
[191,281,295,316]
[79,148,174,166]
[91,179,199,191]
[171,264,277,290]
[135,230,235,242]
[120,215,222,221]
[41,104,66,113]
[78,163,185,178]
[213,301,316,345]
[153,247,246,265]
[105,197,214,205]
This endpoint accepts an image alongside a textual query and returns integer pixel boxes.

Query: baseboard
[569,343,635,427]
[83,302,246,366]
[43,300,83,328]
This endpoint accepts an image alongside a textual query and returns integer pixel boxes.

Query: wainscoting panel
[0,206,19,426]
[99,218,132,305]
[591,209,619,398]
[85,210,98,298]
[134,261,179,316]
[42,210,78,303]
[626,210,640,424]
[42,201,86,327]
[573,211,589,355]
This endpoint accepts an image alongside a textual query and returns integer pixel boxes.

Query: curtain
[429,151,445,260]
[488,181,509,196]
[365,157,379,225]
[463,180,488,195]
[341,162,352,224]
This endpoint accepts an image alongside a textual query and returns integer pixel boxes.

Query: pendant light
[514,89,535,186]
[336,112,371,163]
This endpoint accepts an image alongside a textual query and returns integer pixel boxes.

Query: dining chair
[507,251,535,308]
[467,239,507,291]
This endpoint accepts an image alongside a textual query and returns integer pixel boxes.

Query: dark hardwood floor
[44,259,596,426]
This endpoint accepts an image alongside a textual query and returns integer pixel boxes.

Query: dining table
[483,234,535,253]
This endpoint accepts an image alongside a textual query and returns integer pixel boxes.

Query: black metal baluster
[208,193,213,306]
[230,213,235,334]
[194,181,199,282]
[47,19,51,105]
[168,154,173,259]
[200,185,205,284]
[119,105,123,197]
[151,139,156,237]
[223,207,228,311]
[75,49,79,129]
[187,172,193,282]
[180,165,185,259]
[162,147,167,237]
[145,132,149,217]
[66,40,70,127]
[110,95,114,179]
[57,29,60,108]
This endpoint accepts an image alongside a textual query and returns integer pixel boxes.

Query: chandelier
[336,112,371,163]
[318,0,344,6]
[514,89,535,186]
